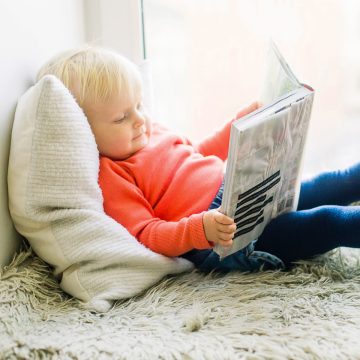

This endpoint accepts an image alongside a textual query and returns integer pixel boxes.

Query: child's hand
[203,209,236,248]
[235,101,262,120]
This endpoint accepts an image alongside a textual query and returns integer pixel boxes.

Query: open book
[216,42,315,258]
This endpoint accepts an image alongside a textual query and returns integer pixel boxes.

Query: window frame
[84,0,145,64]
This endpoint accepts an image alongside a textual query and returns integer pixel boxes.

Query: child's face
[83,92,151,160]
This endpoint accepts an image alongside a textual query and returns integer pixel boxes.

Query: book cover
[217,42,315,258]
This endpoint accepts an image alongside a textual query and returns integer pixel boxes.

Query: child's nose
[134,113,145,127]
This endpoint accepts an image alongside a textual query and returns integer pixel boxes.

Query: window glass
[143,0,360,175]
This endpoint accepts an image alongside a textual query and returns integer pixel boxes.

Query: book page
[260,41,302,106]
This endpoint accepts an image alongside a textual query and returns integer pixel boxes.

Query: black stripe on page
[237,170,280,201]
[234,196,273,223]
[236,210,264,229]
[235,195,266,216]
[237,177,280,207]
[234,217,264,238]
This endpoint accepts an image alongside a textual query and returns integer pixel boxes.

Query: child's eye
[136,102,143,111]
[114,114,128,123]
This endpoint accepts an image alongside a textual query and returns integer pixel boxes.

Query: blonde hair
[37,46,142,106]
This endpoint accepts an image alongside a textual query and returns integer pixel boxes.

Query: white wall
[0,0,85,266]
[0,0,144,267]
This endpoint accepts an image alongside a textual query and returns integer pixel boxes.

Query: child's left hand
[202,209,236,248]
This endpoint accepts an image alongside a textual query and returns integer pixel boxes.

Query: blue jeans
[182,162,360,272]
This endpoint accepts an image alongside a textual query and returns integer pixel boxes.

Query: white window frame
[84,0,145,64]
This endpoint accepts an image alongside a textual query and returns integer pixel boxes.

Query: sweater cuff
[190,212,213,250]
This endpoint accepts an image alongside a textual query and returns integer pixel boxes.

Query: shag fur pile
[1,246,360,359]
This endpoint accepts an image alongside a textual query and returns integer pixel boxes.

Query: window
[143,0,360,176]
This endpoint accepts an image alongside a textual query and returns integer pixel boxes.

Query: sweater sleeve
[99,160,213,257]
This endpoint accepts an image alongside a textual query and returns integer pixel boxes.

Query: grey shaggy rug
[1,247,360,359]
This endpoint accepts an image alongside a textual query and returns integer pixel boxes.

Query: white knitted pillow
[8,75,193,312]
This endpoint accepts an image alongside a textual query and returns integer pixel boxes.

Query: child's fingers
[235,101,262,119]
[214,211,234,225]
[216,223,237,234]
[218,231,234,241]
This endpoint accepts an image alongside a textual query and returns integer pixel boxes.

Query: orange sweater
[99,121,232,257]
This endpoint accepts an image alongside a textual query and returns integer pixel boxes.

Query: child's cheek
[145,117,152,136]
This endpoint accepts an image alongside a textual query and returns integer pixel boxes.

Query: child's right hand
[203,209,236,248]
[235,101,262,120]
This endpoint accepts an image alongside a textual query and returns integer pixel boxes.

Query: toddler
[38,46,360,272]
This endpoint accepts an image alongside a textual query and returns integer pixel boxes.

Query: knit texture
[7,75,193,312]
